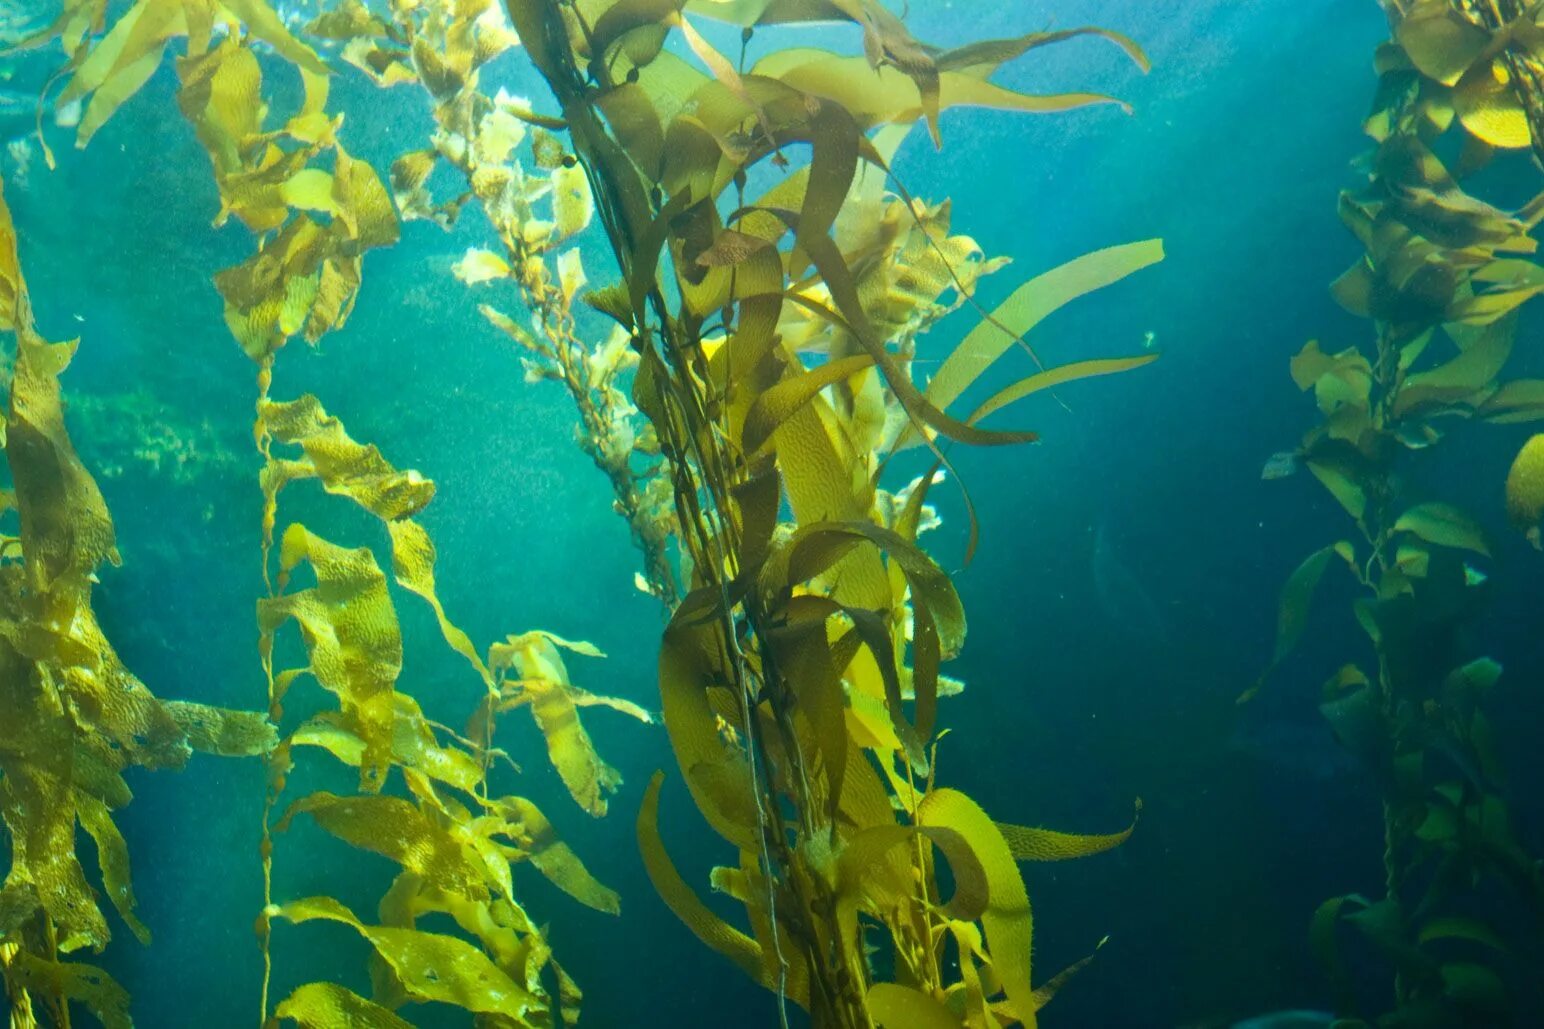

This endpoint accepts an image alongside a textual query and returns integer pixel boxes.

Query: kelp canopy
[0,0,1164,1026]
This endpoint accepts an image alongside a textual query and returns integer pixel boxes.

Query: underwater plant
[0,179,275,1026]
[1256,0,1544,1021]
[12,0,650,1024]
[303,0,686,605]
[1,0,1172,1024]
[496,2,1160,1025]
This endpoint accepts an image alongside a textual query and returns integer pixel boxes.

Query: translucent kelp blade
[261,395,436,523]
[6,952,131,1029]
[997,800,1140,862]
[1029,936,1109,1013]
[917,788,1036,1026]
[275,896,540,1019]
[491,632,623,816]
[75,792,149,945]
[635,773,771,991]
[966,355,1159,426]
[277,792,494,900]
[755,48,1133,132]
[936,27,1150,77]
[388,519,491,682]
[866,982,958,1028]
[488,796,622,914]
[259,525,404,790]
[898,239,1164,451]
[276,981,415,1028]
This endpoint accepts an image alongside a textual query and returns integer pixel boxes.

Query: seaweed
[0,178,274,1027]
[1254,0,1544,1020]
[500,2,1158,1025]
[16,1,651,1024]
[303,0,685,605]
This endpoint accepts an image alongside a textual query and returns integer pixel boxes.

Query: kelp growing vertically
[0,179,275,1026]
[301,0,685,605]
[1255,0,1544,1021]
[19,0,652,1023]
[501,2,1158,1025]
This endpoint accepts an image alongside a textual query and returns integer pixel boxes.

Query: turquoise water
[2,0,1542,1026]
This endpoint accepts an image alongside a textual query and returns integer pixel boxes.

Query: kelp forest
[0,0,1540,1027]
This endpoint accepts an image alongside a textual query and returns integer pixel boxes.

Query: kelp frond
[0,178,273,1026]
[499,2,1159,1025]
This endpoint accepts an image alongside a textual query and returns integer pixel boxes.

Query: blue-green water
[3,0,1543,1026]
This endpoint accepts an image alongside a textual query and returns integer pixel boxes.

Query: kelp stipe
[0,180,275,1026]
[1254,0,1544,1021]
[502,2,1156,1025]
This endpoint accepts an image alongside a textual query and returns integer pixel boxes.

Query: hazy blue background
[3,0,1542,1025]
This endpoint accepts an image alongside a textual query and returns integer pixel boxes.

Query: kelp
[17,0,654,1021]
[305,0,683,604]
[1255,1,1544,1021]
[502,2,1157,1025]
[0,179,274,1025]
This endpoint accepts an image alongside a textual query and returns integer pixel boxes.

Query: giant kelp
[0,179,275,1026]
[3,0,1168,1023]
[18,0,651,1024]
[300,0,686,605]
[1256,0,1544,1021]
[501,2,1157,1025]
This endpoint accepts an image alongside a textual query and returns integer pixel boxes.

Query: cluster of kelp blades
[1253,0,1544,1024]
[0,0,1168,1026]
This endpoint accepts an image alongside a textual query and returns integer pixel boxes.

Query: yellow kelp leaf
[1454,59,1531,149]
[63,0,186,147]
[1394,501,1490,556]
[280,169,338,214]
[487,795,621,914]
[218,0,331,75]
[635,772,768,987]
[1242,541,1355,702]
[1505,433,1544,547]
[491,631,620,816]
[387,519,490,682]
[278,791,492,899]
[162,700,277,756]
[1395,3,1490,86]
[557,249,587,304]
[7,952,130,1029]
[274,896,540,1018]
[967,354,1159,424]
[259,526,402,791]
[901,239,1163,449]
[997,799,1140,861]
[276,981,414,1029]
[0,637,106,953]
[74,791,149,945]
[916,788,1035,1026]
[551,163,594,239]
[754,48,1130,133]
[290,695,483,792]
[453,247,512,285]
[867,983,959,1028]
[1030,936,1109,1013]
[261,394,437,522]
